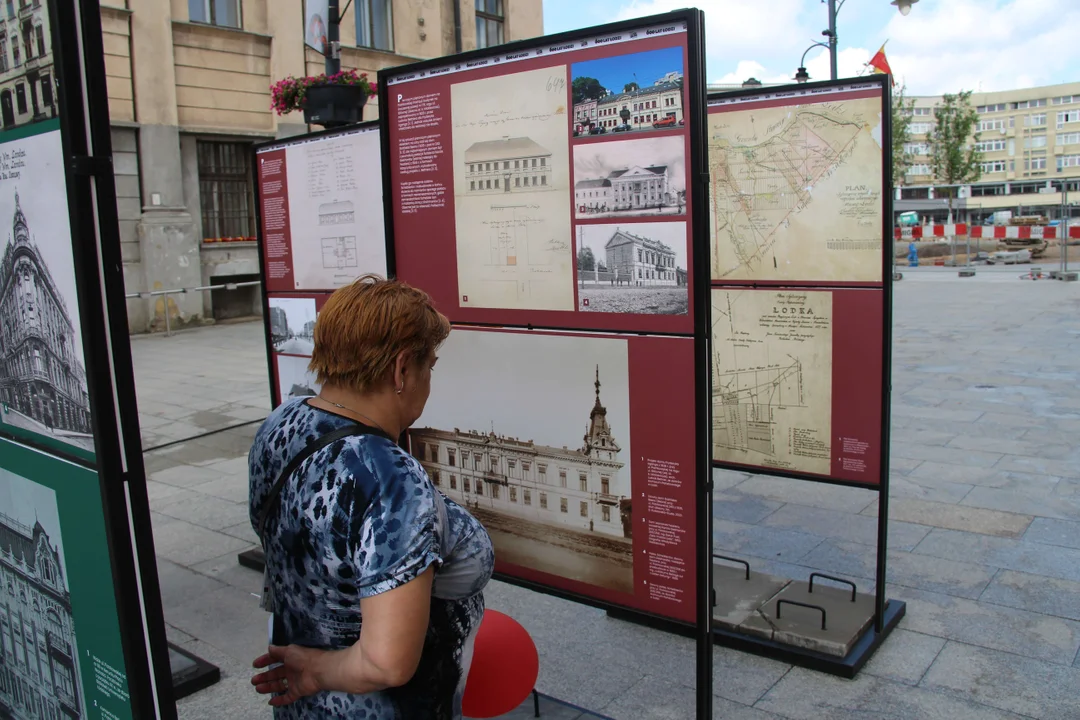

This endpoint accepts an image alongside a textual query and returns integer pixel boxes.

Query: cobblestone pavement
[134,268,1080,719]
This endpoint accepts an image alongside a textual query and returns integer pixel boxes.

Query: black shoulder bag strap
[256,424,369,543]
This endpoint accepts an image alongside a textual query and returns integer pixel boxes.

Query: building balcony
[596,492,620,506]
[47,630,73,662]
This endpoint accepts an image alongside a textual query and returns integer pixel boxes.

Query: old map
[711,288,833,475]
[708,91,883,283]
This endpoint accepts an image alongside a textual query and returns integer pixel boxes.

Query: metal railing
[125,280,263,336]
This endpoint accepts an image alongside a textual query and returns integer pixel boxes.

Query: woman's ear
[392,351,410,394]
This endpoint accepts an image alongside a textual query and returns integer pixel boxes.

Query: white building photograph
[411,328,634,593]
[0,0,56,131]
[576,222,688,315]
[0,468,86,720]
[464,136,554,195]
[574,135,686,219]
[268,297,316,356]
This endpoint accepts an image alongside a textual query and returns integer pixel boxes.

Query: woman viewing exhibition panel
[248,274,494,719]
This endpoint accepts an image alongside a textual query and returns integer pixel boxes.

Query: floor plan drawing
[711,288,833,475]
[451,66,573,311]
[321,236,358,270]
[708,92,883,283]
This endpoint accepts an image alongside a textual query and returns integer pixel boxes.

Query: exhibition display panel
[706,77,902,677]
[0,0,178,716]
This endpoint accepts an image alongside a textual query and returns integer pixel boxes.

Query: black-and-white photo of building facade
[605,229,679,286]
[464,136,553,195]
[576,165,682,214]
[0,512,84,719]
[0,0,57,130]
[413,368,631,539]
[0,192,91,440]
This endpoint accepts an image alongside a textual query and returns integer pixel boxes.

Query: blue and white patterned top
[248,398,494,719]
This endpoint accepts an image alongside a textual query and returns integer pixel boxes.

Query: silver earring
[396,384,404,394]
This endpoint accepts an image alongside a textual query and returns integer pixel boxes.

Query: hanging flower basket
[271,70,376,128]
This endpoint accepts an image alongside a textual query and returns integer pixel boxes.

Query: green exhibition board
[0,436,133,720]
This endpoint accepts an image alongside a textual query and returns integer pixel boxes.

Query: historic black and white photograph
[576,222,689,315]
[572,46,684,137]
[574,135,687,219]
[0,128,93,453]
[268,297,317,356]
[411,329,634,594]
[276,354,320,405]
[0,467,87,720]
[0,0,57,132]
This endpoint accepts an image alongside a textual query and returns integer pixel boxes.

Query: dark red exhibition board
[379,9,710,632]
[706,77,891,489]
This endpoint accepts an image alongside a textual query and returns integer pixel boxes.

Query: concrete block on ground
[739,579,875,657]
[711,563,789,631]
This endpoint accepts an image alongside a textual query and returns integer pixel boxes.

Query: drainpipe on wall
[453,0,462,53]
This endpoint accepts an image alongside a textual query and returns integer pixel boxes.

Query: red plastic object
[461,609,539,718]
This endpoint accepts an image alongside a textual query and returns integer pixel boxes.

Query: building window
[464,478,471,493]
[431,470,440,486]
[491,484,500,500]
[601,476,610,494]
[523,461,531,472]
[1025,114,1047,128]
[510,486,517,502]
[416,444,426,461]
[980,160,1007,173]
[559,470,567,488]
[538,465,547,483]
[579,474,587,491]
[196,141,255,242]
[189,0,241,28]
[579,501,588,517]
[602,506,611,522]
[475,0,504,49]
[1025,135,1048,149]
[508,459,516,470]
[429,444,439,462]
[560,497,568,513]
[450,475,457,489]
[0,37,7,73]
[1058,154,1080,170]
[14,83,24,114]
[4,0,10,18]
[524,489,532,505]
[355,0,393,51]
[539,492,547,509]
[476,480,484,496]
[33,24,42,57]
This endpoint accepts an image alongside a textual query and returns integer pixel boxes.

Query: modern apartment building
[899,81,1080,225]
[98,0,543,332]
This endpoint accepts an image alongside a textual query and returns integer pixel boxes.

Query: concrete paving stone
[861,628,946,686]
[961,486,1080,521]
[171,636,268,719]
[189,552,265,597]
[885,455,924,473]
[145,479,191,504]
[1053,478,1080,499]
[888,585,1080,666]
[598,676,695,720]
[712,491,783,525]
[946,433,1059,457]
[219,521,258,545]
[534,642,645,715]
[151,518,253,567]
[713,519,825,564]
[980,411,1076,429]
[874,497,1032,538]
[890,428,956,447]
[156,493,250,532]
[979,570,1080,623]
[1023,517,1080,550]
[190,475,251,505]
[887,474,974,504]
[907,460,1003,485]
[915,528,1080,584]
[189,426,260,456]
[141,451,191,475]
[921,641,1080,719]
[754,666,1026,720]
[199,455,251,477]
[164,622,197,646]
[732,476,877,514]
[711,469,753,492]
[802,540,996,599]
[151,443,239,471]
[890,443,1004,468]
[995,454,1080,480]
[758,504,932,552]
[900,417,1047,441]
[155,557,228,611]
[892,404,984,423]
[166,584,269,666]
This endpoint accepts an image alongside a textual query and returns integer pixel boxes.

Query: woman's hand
[251,645,324,706]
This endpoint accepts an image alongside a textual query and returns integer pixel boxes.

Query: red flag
[867,44,895,85]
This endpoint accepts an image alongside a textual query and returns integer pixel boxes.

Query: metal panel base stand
[168,642,221,700]
[238,546,265,572]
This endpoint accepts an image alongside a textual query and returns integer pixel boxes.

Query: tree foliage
[624,81,640,92]
[891,83,915,187]
[572,76,607,104]
[928,90,983,212]
[577,245,596,271]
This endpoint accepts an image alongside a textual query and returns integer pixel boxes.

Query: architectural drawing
[708,93,883,282]
[284,129,386,290]
[414,329,633,593]
[576,222,688,315]
[0,469,87,720]
[451,66,573,311]
[711,288,833,475]
[573,136,686,219]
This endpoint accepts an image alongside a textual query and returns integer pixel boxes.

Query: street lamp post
[797,0,919,82]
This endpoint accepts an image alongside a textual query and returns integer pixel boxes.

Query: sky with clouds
[543,0,1080,98]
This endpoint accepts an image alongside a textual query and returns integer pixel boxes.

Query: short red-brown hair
[308,274,450,393]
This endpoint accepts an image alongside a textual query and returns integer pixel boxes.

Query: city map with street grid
[708,92,884,283]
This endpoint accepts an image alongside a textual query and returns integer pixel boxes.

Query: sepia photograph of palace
[0,192,92,449]
[464,136,553,194]
[575,163,681,215]
[0,506,84,719]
